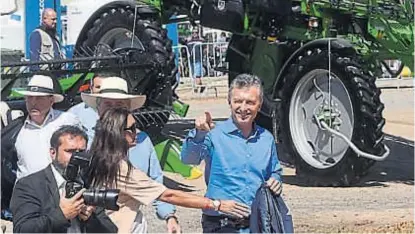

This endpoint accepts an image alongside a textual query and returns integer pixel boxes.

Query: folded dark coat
[250,184,294,233]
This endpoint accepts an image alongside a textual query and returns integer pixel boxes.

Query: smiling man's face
[229,86,262,129]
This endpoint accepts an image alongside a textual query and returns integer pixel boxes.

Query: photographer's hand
[60,188,86,220]
[79,205,96,221]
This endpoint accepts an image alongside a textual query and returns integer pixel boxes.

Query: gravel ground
[2,89,413,233]
[141,88,414,233]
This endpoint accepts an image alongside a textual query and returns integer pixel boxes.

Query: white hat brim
[17,90,64,103]
[81,92,146,111]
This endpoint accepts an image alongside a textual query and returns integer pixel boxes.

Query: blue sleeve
[270,142,283,182]
[29,31,41,61]
[148,143,177,220]
[180,129,211,165]
[130,132,176,220]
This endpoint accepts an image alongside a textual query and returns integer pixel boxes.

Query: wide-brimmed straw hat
[81,77,146,111]
[16,75,64,103]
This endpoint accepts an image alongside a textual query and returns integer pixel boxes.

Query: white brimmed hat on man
[16,75,64,103]
[81,77,146,111]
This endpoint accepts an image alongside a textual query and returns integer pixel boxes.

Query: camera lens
[83,189,120,211]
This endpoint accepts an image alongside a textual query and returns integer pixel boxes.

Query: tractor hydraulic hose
[315,115,390,161]
[323,39,390,161]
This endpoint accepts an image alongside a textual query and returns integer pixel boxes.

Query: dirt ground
[141,88,414,233]
[1,89,413,233]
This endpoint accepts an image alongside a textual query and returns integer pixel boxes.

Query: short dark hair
[228,73,264,103]
[50,125,88,149]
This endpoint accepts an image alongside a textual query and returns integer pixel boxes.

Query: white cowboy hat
[81,77,146,111]
[16,75,64,103]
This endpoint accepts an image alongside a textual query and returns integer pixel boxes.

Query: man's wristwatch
[212,200,221,211]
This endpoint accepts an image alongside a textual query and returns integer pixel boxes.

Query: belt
[202,214,250,229]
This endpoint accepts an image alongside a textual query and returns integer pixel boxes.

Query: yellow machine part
[401,66,413,78]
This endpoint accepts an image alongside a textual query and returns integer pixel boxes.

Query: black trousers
[201,214,250,233]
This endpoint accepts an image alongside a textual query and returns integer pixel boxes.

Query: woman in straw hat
[74,76,185,232]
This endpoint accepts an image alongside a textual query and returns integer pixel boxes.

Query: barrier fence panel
[172,47,414,96]
[173,41,229,97]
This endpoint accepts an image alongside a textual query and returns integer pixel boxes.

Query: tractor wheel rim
[289,69,354,169]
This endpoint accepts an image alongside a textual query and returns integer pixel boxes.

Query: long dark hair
[88,107,132,188]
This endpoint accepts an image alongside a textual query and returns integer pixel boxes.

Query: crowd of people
[2,8,292,234]
[3,71,293,233]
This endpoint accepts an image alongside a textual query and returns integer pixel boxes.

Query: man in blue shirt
[180,73,283,233]
[68,75,181,233]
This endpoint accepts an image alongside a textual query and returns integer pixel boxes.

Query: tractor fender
[74,0,159,51]
[271,38,356,98]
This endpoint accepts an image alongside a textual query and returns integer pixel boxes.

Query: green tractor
[172,0,413,185]
[2,0,413,187]
[217,0,414,186]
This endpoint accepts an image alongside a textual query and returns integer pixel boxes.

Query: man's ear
[49,96,55,106]
[50,147,56,160]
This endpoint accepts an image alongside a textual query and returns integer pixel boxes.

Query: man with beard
[29,8,65,64]
[10,125,117,233]
[14,75,81,180]
[180,73,283,233]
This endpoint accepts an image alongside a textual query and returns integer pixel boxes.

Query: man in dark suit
[10,125,117,233]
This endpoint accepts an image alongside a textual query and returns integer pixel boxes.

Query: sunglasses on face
[124,123,138,134]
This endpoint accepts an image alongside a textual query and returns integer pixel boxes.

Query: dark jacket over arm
[250,184,294,233]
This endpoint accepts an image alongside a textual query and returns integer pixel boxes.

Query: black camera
[64,151,120,211]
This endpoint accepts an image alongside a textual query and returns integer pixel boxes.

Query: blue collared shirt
[68,102,176,220]
[180,117,282,216]
[68,102,99,149]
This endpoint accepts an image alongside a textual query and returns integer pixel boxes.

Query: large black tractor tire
[75,5,177,138]
[277,49,385,186]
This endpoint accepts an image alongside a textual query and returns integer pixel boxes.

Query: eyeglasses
[124,123,137,134]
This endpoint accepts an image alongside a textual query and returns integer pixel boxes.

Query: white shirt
[51,165,83,233]
[15,108,81,180]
